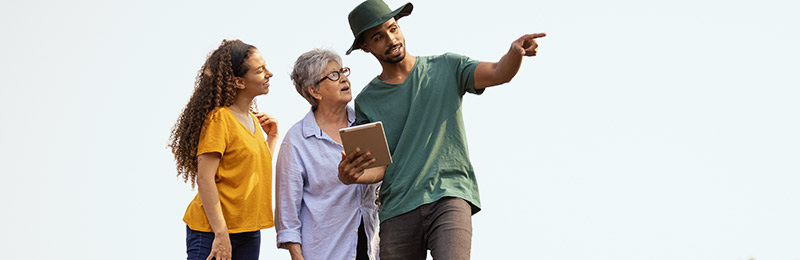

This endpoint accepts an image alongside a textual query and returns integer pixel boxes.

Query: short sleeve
[445,52,483,96]
[354,102,371,126]
[197,109,228,156]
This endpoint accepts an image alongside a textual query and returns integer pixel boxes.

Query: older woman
[275,49,380,260]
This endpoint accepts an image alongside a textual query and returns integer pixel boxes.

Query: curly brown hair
[168,39,257,188]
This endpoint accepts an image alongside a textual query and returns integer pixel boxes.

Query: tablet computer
[339,121,392,169]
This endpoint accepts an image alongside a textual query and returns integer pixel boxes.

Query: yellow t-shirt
[183,106,274,233]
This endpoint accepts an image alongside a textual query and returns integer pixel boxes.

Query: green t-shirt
[354,53,483,222]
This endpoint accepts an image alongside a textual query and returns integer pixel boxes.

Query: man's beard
[379,43,405,64]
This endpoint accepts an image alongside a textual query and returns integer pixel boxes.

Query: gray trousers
[379,197,473,260]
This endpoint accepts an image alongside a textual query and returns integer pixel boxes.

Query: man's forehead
[367,18,397,34]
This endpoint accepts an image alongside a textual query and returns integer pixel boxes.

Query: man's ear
[360,43,372,54]
[234,77,245,89]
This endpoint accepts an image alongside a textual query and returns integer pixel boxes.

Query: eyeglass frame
[317,67,350,85]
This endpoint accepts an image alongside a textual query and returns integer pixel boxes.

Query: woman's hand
[254,112,278,138]
[255,112,279,151]
[285,243,304,260]
[207,232,232,260]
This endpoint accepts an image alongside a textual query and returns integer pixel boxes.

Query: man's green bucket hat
[346,0,413,55]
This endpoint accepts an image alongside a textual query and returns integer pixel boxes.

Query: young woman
[169,39,278,260]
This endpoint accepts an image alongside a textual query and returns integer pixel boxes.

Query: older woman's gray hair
[291,48,343,109]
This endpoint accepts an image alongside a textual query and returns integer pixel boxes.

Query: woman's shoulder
[205,106,231,121]
[200,107,231,130]
[280,116,310,146]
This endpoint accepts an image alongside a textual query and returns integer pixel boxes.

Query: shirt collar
[301,105,355,139]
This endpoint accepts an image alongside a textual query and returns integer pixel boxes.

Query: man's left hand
[512,33,547,56]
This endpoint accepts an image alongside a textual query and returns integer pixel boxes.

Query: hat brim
[346,2,413,55]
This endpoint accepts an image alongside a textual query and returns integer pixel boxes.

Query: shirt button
[352,254,356,257]
[360,204,363,208]
[355,229,358,232]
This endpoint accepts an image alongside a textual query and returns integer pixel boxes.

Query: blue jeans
[186,226,261,260]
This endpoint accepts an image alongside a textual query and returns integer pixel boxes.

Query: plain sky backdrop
[1,0,798,259]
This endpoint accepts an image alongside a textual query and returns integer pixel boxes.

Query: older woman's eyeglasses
[317,67,350,84]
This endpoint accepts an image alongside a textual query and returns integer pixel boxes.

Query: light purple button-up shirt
[275,106,380,260]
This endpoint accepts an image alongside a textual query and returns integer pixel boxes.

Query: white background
[1,0,798,259]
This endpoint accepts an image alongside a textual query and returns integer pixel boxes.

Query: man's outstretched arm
[474,33,546,90]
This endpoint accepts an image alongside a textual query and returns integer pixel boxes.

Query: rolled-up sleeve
[275,141,305,247]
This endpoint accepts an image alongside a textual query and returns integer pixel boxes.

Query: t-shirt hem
[379,194,481,223]
[184,221,274,234]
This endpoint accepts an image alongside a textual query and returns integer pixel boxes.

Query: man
[337,0,545,259]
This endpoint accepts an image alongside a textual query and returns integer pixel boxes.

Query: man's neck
[377,54,417,84]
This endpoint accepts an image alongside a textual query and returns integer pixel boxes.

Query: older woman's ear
[307,86,322,100]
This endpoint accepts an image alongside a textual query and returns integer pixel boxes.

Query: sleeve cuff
[276,229,302,248]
